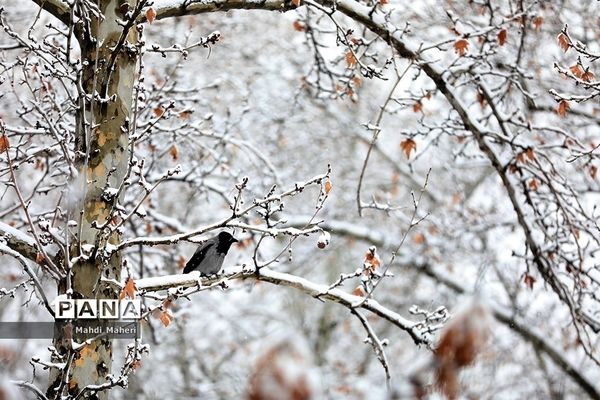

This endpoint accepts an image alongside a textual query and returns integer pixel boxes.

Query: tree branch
[29,0,70,25]
[0,221,57,264]
[140,0,294,23]
[129,267,432,347]
[0,244,55,317]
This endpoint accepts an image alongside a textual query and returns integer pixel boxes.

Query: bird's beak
[232,237,239,243]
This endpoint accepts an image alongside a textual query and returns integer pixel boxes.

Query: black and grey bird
[183,231,238,275]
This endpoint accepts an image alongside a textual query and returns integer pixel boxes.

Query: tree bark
[47,1,138,398]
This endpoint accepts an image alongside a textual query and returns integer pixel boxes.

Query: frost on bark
[47,1,138,398]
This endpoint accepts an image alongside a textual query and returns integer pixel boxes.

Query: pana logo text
[54,299,142,320]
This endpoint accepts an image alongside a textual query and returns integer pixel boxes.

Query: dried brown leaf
[159,309,174,327]
[413,101,423,113]
[497,29,507,46]
[557,100,569,118]
[345,51,357,67]
[170,144,179,161]
[400,138,417,159]
[528,179,540,191]
[523,274,536,289]
[532,16,543,31]
[324,179,332,194]
[582,70,595,83]
[292,20,304,32]
[526,147,535,161]
[120,277,137,300]
[146,7,156,23]
[570,64,583,78]
[453,38,469,57]
[557,32,569,52]
[0,135,9,152]
[414,233,425,244]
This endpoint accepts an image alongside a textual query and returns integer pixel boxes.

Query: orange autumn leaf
[523,274,536,289]
[324,179,332,194]
[590,165,597,179]
[570,64,583,78]
[400,138,417,159]
[36,252,45,265]
[146,7,156,23]
[353,286,366,297]
[532,16,543,31]
[292,0,301,6]
[497,29,507,46]
[131,360,142,372]
[363,247,381,274]
[526,147,535,161]
[365,254,380,269]
[454,38,469,56]
[120,277,137,300]
[414,232,425,244]
[557,32,569,52]
[413,101,423,113]
[0,135,9,152]
[159,309,174,327]
[582,70,595,83]
[516,152,525,164]
[476,91,487,108]
[152,107,163,117]
[170,144,179,160]
[292,21,304,32]
[557,100,569,118]
[345,51,357,67]
[528,179,539,191]
[35,158,45,170]
[379,0,389,4]
[352,75,362,87]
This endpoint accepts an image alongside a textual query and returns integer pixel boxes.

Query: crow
[183,231,238,275]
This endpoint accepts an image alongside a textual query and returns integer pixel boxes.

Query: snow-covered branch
[0,221,53,263]
[129,267,432,347]
[140,0,294,23]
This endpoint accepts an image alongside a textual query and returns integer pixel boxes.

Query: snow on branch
[120,267,433,347]
[0,221,58,265]
[140,0,294,23]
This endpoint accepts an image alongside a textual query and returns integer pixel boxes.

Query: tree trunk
[47,1,138,398]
